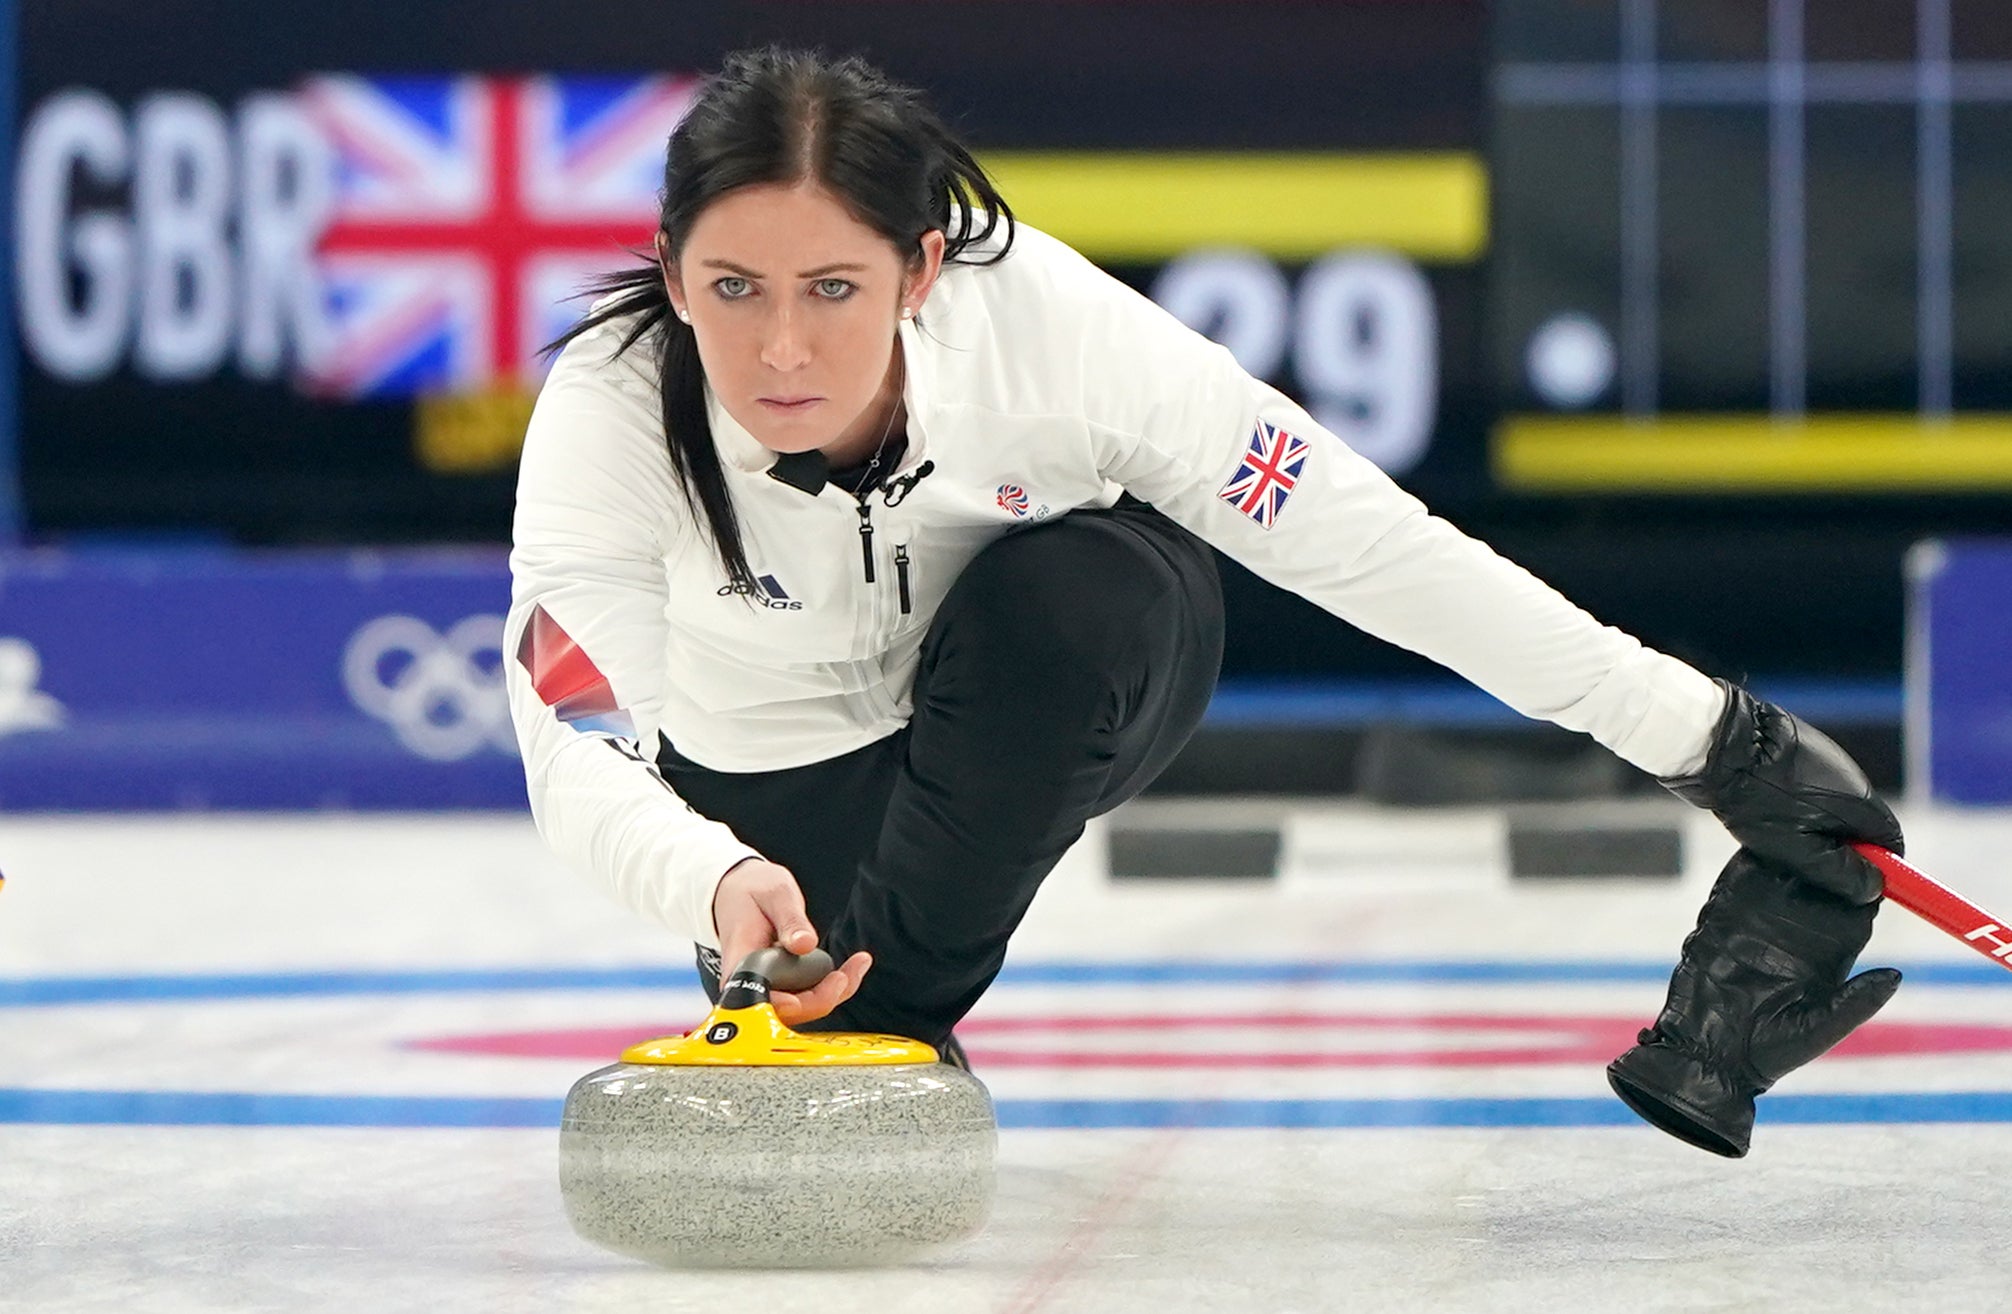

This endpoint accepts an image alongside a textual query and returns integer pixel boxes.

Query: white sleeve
[505,356,759,948]
[1076,270,1724,778]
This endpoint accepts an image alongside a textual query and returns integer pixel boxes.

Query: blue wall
[0,548,522,808]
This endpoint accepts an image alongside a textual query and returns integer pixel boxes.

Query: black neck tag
[766,450,830,495]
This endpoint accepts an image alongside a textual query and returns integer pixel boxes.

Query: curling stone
[558,947,997,1268]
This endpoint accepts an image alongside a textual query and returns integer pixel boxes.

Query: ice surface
[4,805,2008,1312]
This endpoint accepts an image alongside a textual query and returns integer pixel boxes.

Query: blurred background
[5,0,2011,814]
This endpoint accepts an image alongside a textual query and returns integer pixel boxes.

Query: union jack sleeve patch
[1217,420,1311,530]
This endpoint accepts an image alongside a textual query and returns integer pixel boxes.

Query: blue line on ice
[4,958,2007,1006]
[3,1088,2008,1130]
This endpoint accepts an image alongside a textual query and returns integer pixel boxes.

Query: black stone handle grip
[718,947,836,1008]
[741,946,835,992]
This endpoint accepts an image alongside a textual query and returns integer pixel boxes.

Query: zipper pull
[855,501,877,584]
[883,460,935,507]
[894,544,913,615]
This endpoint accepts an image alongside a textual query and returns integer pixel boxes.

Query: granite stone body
[559,1060,997,1268]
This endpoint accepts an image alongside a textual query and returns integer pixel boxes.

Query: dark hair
[544,47,1016,592]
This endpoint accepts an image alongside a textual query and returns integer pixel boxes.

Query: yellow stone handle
[620,996,940,1067]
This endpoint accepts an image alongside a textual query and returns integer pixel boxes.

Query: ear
[901,229,948,319]
[656,232,690,323]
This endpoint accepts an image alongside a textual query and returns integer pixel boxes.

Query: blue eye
[712,276,752,299]
[813,279,856,300]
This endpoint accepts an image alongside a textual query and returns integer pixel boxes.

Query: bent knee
[935,517,1188,670]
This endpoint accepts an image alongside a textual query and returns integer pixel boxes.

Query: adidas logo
[716,573,805,610]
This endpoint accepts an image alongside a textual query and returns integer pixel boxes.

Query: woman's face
[662,181,944,458]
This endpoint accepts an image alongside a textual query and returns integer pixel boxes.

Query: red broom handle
[1853,842,2012,973]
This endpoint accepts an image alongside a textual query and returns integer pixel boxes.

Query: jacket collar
[706,317,933,478]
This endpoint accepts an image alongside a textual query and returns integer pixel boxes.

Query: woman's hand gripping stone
[712,858,872,1026]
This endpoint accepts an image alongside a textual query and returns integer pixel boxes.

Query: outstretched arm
[1076,267,1723,777]
[1067,257,1902,1154]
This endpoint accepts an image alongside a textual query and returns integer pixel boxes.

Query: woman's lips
[757,397,823,413]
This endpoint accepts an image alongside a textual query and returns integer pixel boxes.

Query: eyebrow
[700,259,871,279]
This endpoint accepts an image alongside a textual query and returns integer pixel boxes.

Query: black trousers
[658,500,1224,1044]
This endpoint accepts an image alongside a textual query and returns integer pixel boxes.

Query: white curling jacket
[505,221,1725,947]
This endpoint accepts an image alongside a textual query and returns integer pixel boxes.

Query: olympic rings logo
[341,615,513,762]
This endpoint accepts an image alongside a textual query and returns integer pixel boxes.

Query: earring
[676,309,691,324]
[899,307,915,320]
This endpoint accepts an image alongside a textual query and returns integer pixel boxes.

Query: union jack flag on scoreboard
[1217,419,1312,529]
[298,74,698,398]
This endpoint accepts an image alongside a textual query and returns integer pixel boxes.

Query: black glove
[1607,849,1900,1157]
[1662,679,1903,905]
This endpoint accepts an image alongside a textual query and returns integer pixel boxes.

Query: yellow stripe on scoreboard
[978,151,1488,262]
[1497,414,2012,493]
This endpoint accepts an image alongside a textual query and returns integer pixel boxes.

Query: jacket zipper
[849,490,910,626]
[853,499,877,584]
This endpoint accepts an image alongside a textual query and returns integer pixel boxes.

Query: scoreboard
[1495,0,2012,493]
[7,0,1487,544]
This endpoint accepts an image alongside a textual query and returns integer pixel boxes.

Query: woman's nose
[759,306,811,372]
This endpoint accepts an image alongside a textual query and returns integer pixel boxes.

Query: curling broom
[1855,842,2012,973]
